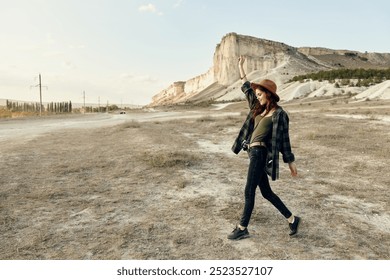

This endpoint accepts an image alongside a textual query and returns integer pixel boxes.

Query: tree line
[6,100,72,113]
[83,104,119,113]
[289,68,390,86]
[5,100,122,114]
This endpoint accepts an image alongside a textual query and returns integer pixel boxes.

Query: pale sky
[1,0,389,105]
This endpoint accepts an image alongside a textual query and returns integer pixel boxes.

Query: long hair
[252,85,279,119]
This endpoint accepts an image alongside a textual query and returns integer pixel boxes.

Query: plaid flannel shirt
[231,81,295,181]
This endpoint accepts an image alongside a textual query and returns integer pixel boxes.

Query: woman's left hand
[289,162,298,177]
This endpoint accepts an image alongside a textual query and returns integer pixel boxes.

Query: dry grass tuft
[0,108,12,118]
[142,150,199,168]
[120,120,141,129]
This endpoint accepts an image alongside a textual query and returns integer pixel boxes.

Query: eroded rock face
[150,33,390,106]
[151,33,297,106]
[184,68,214,96]
[213,33,293,86]
[151,69,214,105]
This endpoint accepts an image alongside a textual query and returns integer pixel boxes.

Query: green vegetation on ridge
[290,68,390,87]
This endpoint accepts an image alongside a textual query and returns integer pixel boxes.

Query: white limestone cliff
[151,33,306,106]
[150,33,390,106]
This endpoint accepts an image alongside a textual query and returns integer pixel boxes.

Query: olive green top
[250,114,273,144]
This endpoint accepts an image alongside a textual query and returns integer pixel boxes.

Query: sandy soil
[0,98,389,260]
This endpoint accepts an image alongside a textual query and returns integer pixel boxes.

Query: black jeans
[240,146,292,227]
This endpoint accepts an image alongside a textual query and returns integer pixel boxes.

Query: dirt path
[0,111,240,144]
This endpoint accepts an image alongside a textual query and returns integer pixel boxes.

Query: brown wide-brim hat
[251,79,280,102]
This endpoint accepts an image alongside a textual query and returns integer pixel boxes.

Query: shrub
[144,151,199,168]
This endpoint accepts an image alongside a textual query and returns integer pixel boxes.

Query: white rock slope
[150,33,390,106]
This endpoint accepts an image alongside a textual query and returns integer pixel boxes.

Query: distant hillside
[150,33,390,106]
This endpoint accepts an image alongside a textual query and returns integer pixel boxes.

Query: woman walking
[228,55,300,240]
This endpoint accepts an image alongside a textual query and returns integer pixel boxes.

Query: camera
[242,140,249,151]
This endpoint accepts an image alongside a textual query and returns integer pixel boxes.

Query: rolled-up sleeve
[280,111,295,163]
[241,81,258,110]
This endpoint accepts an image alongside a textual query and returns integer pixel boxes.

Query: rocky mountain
[150,33,390,106]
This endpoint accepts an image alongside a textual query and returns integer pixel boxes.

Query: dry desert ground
[0,96,389,259]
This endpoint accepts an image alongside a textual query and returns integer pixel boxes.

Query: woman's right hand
[238,55,245,67]
[289,162,298,177]
[238,55,247,83]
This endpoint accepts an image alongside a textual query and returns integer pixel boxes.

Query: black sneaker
[227,226,249,240]
[289,216,301,236]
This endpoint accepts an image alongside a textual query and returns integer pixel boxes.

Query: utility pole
[39,74,42,116]
[83,91,86,114]
[30,73,47,117]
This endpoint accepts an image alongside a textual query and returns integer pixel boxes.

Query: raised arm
[238,55,248,84]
